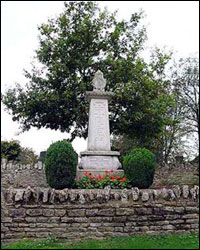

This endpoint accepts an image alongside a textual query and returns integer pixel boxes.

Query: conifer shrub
[123,148,156,188]
[45,140,78,189]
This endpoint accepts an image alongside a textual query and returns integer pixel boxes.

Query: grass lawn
[1,233,199,249]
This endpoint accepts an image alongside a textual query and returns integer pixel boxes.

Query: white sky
[1,1,199,156]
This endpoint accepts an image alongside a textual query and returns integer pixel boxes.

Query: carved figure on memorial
[92,70,106,91]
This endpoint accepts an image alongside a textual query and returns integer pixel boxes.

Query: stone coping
[86,90,114,101]
[2,185,199,204]
[80,151,120,156]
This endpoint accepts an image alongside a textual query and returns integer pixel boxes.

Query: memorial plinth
[76,70,124,179]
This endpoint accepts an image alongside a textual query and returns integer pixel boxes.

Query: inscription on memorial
[93,100,107,147]
[87,156,112,169]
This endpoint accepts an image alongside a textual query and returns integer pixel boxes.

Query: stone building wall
[1,185,199,243]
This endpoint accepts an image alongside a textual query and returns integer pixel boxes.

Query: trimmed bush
[45,140,78,189]
[123,148,156,189]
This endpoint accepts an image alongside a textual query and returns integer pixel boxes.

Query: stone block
[1,227,9,232]
[116,208,134,215]
[141,192,150,202]
[10,227,24,232]
[4,223,18,227]
[182,185,189,198]
[74,217,88,223]
[165,214,181,220]
[148,215,164,221]
[185,207,199,213]
[25,217,37,223]
[36,217,48,223]
[182,214,199,219]
[25,232,36,237]
[162,225,175,230]
[185,219,199,224]
[42,209,54,217]
[12,217,25,223]
[114,227,123,232]
[1,217,12,223]
[88,216,112,222]
[26,209,42,216]
[35,232,50,238]
[170,220,184,224]
[9,209,25,217]
[89,223,102,227]
[135,208,153,215]
[139,226,149,232]
[112,216,127,222]
[68,209,85,217]
[97,209,115,216]
[55,209,66,217]
[18,223,29,227]
[173,207,185,214]
[146,231,158,236]
[86,209,99,216]
[98,226,115,232]
[190,224,199,229]
[48,217,60,223]
[104,222,124,227]
[14,190,24,201]
[128,215,148,221]
[153,221,169,226]
[61,217,75,223]
[160,207,174,214]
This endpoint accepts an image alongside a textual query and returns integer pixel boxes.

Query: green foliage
[123,148,156,188]
[19,147,39,165]
[1,1,170,145]
[45,140,78,189]
[1,140,21,162]
[75,170,131,189]
[1,139,39,165]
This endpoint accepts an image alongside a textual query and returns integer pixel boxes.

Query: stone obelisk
[76,70,123,178]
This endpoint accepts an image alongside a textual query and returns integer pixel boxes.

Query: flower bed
[75,170,131,189]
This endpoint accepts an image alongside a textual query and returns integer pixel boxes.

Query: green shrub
[1,140,21,162]
[45,140,78,189]
[123,148,156,188]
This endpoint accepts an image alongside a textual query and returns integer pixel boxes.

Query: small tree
[19,147,39,165]
[45,140,78,189]
[123,148,156,188]
[1,140,21,162]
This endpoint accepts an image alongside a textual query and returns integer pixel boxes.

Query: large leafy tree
[173,57,199,141]
[146,56,199,164]
[2,1,173,144]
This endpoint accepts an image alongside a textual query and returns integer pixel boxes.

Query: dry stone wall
[1,185,199,243]
[1,159,48,189]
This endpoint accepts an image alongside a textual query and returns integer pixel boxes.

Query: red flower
[84,172,88,176]
[89,176,93,179]
[105,170,109,175]
[116,176,120,180]
[120,177,126,182]
[110,169,113,173]
[98,174,102,180]
[89,172,92,176]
